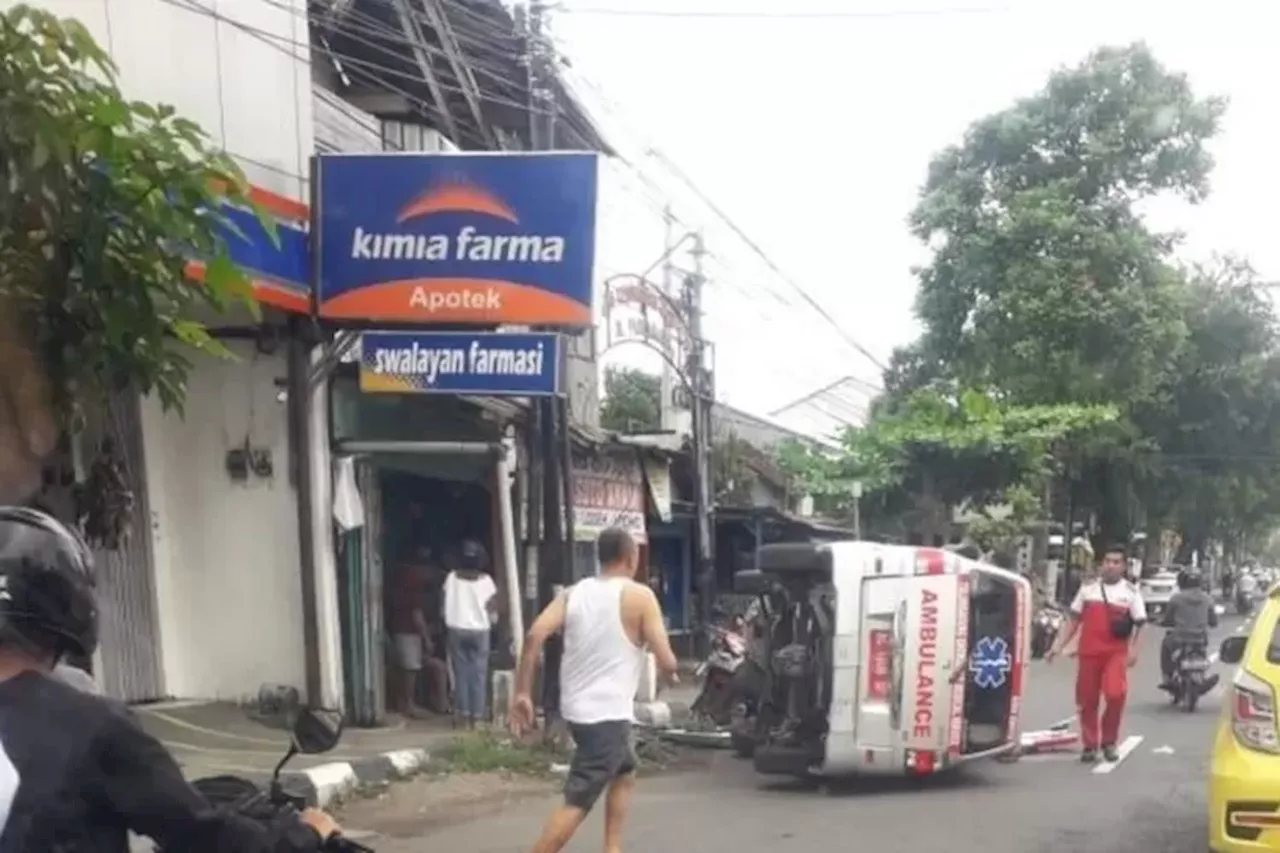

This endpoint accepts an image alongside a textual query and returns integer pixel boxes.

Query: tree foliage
[880,41,1280,559]
[780,388,1118,537]
[909,43,1222,405]
[600,367,661,433]
[1131,258,1280,557]
[0,5,263,500]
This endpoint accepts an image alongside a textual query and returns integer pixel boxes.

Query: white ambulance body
[759,541,1032,777]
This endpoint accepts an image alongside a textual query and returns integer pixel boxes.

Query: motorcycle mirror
[1219,636,1247,666]
[291,707,344,755]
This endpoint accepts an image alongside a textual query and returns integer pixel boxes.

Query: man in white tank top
[510,527,678,853]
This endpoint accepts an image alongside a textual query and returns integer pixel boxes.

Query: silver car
[1140,570,1178,618]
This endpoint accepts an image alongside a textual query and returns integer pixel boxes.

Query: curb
[283,747,432,809]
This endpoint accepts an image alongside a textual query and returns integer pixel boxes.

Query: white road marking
[1092,735,1144,774]
[1152,745,1175,755]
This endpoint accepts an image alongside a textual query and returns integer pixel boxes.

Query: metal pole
[851,480,863,540]
[526,0,566,718]
[288,157,323,705]
[686,233,715,633]
[659,206,677,432]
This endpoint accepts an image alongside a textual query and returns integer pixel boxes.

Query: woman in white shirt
[443,540,498,727]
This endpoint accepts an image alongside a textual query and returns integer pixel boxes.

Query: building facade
[7,0,610,712]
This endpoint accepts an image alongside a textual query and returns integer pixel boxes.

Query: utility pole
[851,480,863,540]
[527,0,566,718]
[659,205,678,432]
[516,0,542,629]
[684,232,715,637]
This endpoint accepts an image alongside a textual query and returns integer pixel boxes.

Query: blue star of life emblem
[969,636,1012,689]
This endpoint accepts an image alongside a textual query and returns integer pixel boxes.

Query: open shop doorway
[382,468,497,721]
[337,449,518,728]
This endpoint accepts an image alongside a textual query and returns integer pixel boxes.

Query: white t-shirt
[444,570,497,631]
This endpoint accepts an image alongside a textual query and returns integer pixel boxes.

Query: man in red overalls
[1046,544,1146,763]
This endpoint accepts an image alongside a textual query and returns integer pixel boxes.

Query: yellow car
[1211,594,1280,852]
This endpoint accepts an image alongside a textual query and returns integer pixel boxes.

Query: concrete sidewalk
[135,701,458,807]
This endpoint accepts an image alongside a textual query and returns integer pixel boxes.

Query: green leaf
[0,3,262,436]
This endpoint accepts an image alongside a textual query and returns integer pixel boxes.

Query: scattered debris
[658,728,732,749]
[1019,727,1080,754]
[1152,745,1175,755]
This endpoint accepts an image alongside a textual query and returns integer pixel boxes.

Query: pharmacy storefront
[312,151,597,724]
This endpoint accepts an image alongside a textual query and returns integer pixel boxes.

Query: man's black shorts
[563,720,637,811]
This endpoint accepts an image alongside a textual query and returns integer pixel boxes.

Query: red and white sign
[571,449,647,543]
[903,572,960,753]
[912,586,941,740]
[867,629,892,700]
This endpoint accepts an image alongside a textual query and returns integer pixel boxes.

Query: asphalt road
[354,616,1247,853]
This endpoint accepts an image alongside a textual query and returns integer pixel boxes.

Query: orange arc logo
[396,179,520,224]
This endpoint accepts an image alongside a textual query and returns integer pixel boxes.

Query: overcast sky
[551,0,1280,428]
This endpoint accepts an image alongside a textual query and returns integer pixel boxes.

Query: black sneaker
[1080,748,1098,763]
[1102,744,1119,762]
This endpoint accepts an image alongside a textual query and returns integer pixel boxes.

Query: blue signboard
[315,152,598,326]
[217,203,310,310]
[359,331,561,396]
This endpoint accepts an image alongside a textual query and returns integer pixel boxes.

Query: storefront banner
[572,449,646,543]
[643,458,672,522]
[358,330,560,396]
[186,196,310,314]
[315,152,598,325]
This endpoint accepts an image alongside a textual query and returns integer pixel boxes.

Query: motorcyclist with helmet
[0,506,340,853]
[1158,568,1220,693]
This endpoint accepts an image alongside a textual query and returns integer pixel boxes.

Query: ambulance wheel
[731,731,756,758]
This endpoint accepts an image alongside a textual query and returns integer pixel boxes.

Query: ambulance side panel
[824,543,964,774]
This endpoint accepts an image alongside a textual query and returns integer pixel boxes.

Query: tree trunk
[0,296,58,504]
[1142,518,1162,572]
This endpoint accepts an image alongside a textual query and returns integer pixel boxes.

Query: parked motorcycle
[1164,640,1218,712]
[1237,589,1255,617]
[155,706,371,853]
[1031,603,1065,659]
[690,619,749,727]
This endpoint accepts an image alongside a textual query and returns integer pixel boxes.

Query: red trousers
[1076,651,1128,748]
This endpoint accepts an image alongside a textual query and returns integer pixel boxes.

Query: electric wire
[157,0,882,421]
[556,3,1012,20]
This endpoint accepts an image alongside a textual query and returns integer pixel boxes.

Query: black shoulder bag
[1100,583,1135,640]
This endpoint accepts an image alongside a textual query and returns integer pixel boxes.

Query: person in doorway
[1046,544,1146,764]
[389,556,445,719]
[443,539,498,728]
[509,527,679,853]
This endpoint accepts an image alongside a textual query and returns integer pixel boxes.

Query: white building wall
[15,0,315,199]
[5,0,317,699]
[141,342,307,699]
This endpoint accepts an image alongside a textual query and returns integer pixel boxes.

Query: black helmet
[0,507,97,660]
[1177,569,1202,590]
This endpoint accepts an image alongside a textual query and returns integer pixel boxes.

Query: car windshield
[1267,614,1280,666]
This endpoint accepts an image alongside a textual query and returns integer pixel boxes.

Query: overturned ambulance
[737,541,1031,778]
